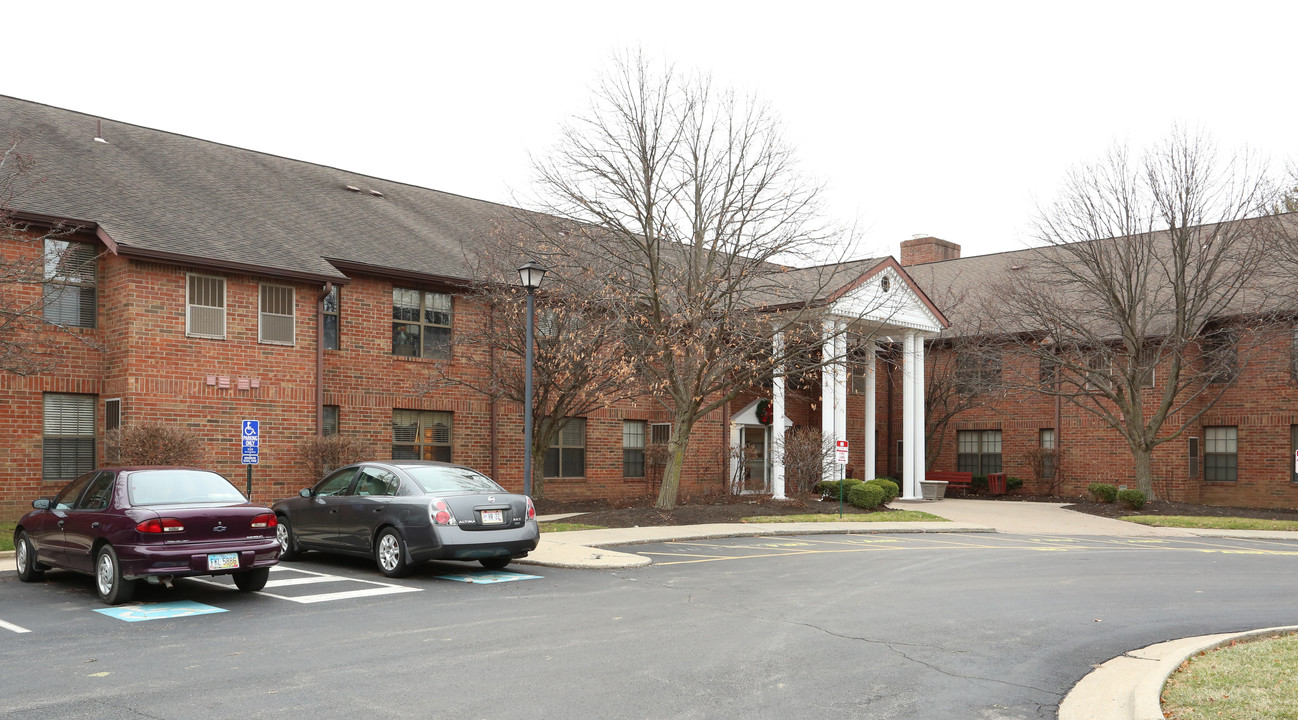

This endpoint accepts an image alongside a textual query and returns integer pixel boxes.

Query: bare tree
[989,129,1284,497]
[424,218,646,498]
[528,52,865,508]
[1,133,98,375]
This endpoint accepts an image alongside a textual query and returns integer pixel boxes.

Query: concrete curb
[1058,625,1298,720]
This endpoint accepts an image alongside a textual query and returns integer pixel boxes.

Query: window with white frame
[957,430,1002,475]
[1204,426,1238,482]
[546,419,586,478]
[43,239,97,328]
[323,286,340,351]
[259,284,295,345]
[623,420,646,478]
[187,274,226,338]
[43,393,96,481]
[392,288,452,359]
[1039,428,1056,479]
[391,410,452,462]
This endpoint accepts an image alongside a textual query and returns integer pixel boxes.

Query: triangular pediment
[825,258,947,332]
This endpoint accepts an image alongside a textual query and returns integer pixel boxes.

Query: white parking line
[0,618,31,634]
[188,565,421,604]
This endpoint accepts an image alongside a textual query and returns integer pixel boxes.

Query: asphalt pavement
[527,497,1298,720]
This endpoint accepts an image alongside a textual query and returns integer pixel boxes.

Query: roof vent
[369,190,384,197]
[93,119,108,144]
[1010,265,1023,271]
[345,185,361,192]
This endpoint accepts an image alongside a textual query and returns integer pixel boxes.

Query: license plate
[482,510,504,525]
[207,553,240,571]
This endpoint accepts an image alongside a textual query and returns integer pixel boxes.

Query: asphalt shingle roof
[2,95,517,283]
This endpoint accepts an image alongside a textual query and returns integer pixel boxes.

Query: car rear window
[128,470,247,505]
[405,466,504,494]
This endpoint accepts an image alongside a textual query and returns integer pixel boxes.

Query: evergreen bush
[1089,483,1118,503]
[847,483,886,510]
[1116,489,1146,510]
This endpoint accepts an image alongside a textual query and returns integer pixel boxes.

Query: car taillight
[429,498,457,526]
[250,513,278,529]
[137,518,185,533]
[526,496,536,520]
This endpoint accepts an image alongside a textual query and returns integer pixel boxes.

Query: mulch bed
[534,492,1298,528]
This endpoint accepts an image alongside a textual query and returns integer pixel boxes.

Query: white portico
[733,259,947,501]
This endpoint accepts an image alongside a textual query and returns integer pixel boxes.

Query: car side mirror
[299,488,311,498]
[32,498,51,510]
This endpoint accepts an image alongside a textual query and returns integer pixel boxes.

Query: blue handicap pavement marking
[95,601,228,622]
[436,570,543,584]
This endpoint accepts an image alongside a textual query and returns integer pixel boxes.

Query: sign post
[241,420,259,499]
[835,440,849,518]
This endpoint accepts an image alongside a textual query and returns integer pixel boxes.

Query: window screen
[187,274,226,338]
[44,393,96,481]
[259,284,295,344]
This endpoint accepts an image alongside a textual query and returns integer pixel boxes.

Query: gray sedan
[271,461,539,577]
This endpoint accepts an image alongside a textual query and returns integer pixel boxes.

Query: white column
[821,321,836,485]
[914,333,927,489]
[771,331,787,500]
[834,323,848,472]
[901,331,918,499]
[864,340,877,481]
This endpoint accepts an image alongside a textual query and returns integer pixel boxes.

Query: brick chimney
[899,235,961,266]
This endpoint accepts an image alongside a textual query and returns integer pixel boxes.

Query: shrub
[104,424,205,466]
[866,478,899,502]
[971,475,988,493]
[299,434,373,480]
[1116,489,1146,510]
[815,478,864,499]
[779,427,835,494]
[1089,483,1118,503]
[1006,476,1024,491]
[847,483,886,510]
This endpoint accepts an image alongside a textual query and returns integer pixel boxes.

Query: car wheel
[479,556,511,570]
[95,545,135,605]
[275,515,301,561]
[374,528,409,578]
[14,531,45,582]
[233,567,270,592]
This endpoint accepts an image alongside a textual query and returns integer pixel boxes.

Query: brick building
[4,93,1295,515]
[2,95,948,517]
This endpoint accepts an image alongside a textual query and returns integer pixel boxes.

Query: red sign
[835,440,849,465]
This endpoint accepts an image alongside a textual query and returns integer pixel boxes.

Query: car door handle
[58,520,65,528]
[329,509,339,514]
[91,522,100,529]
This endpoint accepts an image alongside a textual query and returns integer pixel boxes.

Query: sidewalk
[522,496,1298,570]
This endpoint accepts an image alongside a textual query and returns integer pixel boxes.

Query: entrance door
[739,426,770,494]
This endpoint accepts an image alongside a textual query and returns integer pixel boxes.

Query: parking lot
[4,533,1298,719]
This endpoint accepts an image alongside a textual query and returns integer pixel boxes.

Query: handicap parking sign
[241,420,259,465]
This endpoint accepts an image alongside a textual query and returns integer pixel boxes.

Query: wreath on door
[756,397,773,425]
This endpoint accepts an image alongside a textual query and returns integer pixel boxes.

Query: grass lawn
[1162,632,1298,720]
[539,522,608,533]
[741,510,946,523]
[0,522,15,552]
[1124,516,1298,531]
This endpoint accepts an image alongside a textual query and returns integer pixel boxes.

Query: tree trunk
[530,447,548,499]
[1132,444,1155,499]
[654,413,696,509]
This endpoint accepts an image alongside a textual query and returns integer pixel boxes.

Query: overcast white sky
[7,1,1297,263]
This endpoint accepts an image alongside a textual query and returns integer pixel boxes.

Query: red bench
[924,471,973,495]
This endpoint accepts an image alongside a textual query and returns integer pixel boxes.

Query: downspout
[1055,391,1062,482]
[316,282,333,437]
[489,303,498,481]
[721,402,730,494]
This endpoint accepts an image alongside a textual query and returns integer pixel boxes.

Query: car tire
[95,545,136,605]
[233,567,270,592]
[479,556,511,570]
[14,531,45,582]
[374,528,410,578]
[276,515,301,561]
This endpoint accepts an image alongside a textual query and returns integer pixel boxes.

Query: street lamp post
[517,260,548,498]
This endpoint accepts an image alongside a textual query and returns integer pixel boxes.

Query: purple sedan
[12,467,281,604]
